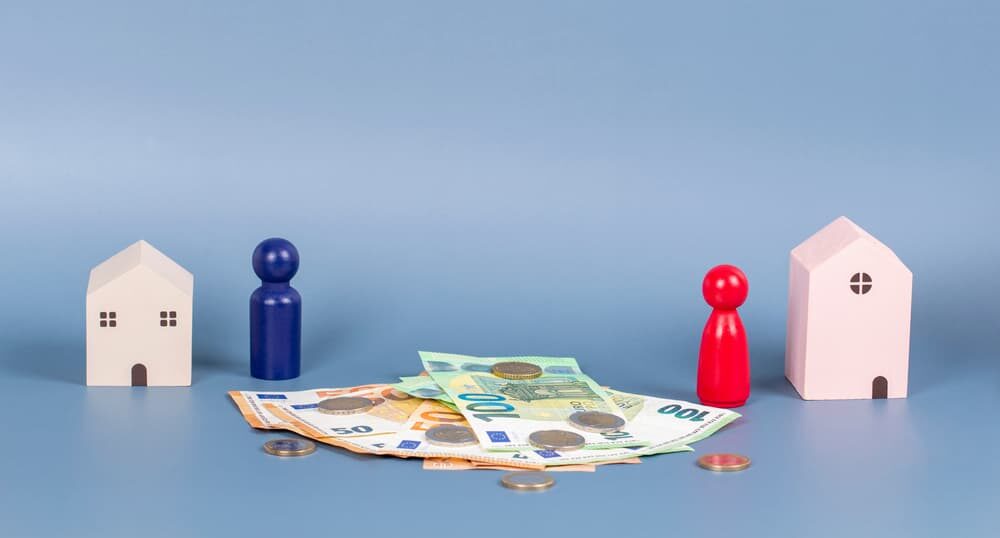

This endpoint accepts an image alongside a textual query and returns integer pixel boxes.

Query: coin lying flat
[567,411,626,433]
[697,453,751,472]
[491,361,543,380]
[528,429,586,451]
[425,424,479,447]
[500,471,555,491]
[263,438,316,457]
[317,397,374,415]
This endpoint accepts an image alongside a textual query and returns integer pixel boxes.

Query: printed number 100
[458,393,520,422]
[658,404,709,422]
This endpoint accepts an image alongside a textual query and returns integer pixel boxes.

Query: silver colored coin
[317,396,374,415]
[425,424,479,447]
[567,411,626,433]
[263,438,316,457]
[491,361,543,380]
[501,471,555,491]
[528,429,586,451]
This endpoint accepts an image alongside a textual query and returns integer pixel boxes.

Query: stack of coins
[528,429,586,451]
[500,471,555,491]
[317,397,373,415]
[425,425,479,447]
[263,438,316,457]
[491,361,543,380]
[567,411,625,433]
[696,453,751,472]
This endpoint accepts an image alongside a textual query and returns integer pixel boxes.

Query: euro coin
[263,438,316,457]
[567,411,626,433]
[528,429,586,451]
[491,361,543,380]
[317,396,373,415]
[500,471,555,491]
[425,424,479,447]
[697,453,751,472]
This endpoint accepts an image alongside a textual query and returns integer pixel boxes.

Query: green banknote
[388,398,693,467]
[420,351,642,452]
[392,375,456,409]
[606,390,741,456]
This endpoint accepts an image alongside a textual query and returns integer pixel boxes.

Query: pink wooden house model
[86,240,193,386]
[785,217,912,400]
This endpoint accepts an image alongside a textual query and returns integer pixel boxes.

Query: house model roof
[791,216,907,271]
[87,240,193,296]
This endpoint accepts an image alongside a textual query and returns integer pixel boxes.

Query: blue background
[1,2,997,536]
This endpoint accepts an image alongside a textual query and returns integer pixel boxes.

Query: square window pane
[169,311,176,318]
[160,311,167,318]
[109,320,116,327]
[109,312,116,319]
[100,320,107,327]
[160,320,168,327]
[100,312,107,319]
[169,320,177,327]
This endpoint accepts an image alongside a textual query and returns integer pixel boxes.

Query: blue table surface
[1,2,998,537]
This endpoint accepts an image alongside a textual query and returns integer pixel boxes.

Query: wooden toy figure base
[700,399,746,409]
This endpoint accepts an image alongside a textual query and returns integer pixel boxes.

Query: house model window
[160,311,177,327]
[100,312,117,327]
[850,272,873,295]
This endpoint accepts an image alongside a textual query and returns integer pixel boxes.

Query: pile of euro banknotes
[229,351,741,472]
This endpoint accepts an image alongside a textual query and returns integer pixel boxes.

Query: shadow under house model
[786,217,912,400]
[86,240,193,386]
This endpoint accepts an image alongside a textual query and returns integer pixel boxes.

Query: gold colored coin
[567,411,626,433]
[528,429,586,451]
[491,361,543,380]
[500,471,555,491]
[263,438,316,457]
[697,453,751,472]
[425,425,479,447]
[317,397,373,415]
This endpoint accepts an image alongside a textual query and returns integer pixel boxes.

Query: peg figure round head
[702,264,748,310]
[253,238,300,283]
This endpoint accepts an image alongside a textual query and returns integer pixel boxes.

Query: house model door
[131,364,147,386]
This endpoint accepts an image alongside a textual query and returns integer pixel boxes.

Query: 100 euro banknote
[420,351,643,451]
[384,399,689,466]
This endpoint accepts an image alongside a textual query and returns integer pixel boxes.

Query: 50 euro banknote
[228,386,614,469]
[229,384,421,437]
[423,457,642,472]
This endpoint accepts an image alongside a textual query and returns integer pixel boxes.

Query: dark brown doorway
[872,376,888,399]
[131,364,147,386]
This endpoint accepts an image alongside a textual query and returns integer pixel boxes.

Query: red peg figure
[697,264,750,408]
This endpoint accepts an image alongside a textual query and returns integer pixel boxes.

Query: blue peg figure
[250,238,301,380]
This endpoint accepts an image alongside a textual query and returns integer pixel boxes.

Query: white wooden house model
[786,217,912,400]
[86,240,193,386]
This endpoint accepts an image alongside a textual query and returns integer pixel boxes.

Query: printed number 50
[331,425,374,435]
